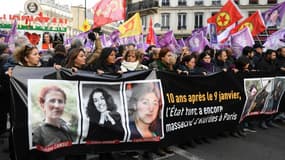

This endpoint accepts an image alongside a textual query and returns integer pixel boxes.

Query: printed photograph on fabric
[265,9,282,27]
[80,81,126,143]
[28,79,80,151]
[271,77,285,112]
[42,32,53,50]
[240,78,262,122]
[124,79,164,142]
[27,2,38,13]
[260,78,275,114]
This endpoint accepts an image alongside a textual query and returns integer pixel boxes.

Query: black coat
[85,112,124,141]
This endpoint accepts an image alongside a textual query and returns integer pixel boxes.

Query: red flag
[146,17,155,45]
[230,11,266,36]
[93,0,126,28]
[207,0,242,33]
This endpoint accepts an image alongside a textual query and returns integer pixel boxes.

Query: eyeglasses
[24,44,34,53]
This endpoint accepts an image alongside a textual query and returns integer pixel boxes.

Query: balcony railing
[161,26,170,30]
[127,0,159,13]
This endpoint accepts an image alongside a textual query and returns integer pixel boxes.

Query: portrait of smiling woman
[28,80,80,149]
[126,81,164,141]
[81,82,125,142]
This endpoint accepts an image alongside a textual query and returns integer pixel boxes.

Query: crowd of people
[0,31,285,160]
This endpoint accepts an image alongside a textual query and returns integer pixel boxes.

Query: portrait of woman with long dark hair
[83,85,124,141]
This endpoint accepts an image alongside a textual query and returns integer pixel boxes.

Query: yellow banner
[118,13,142,38]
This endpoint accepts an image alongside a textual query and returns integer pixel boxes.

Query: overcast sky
[0,0,99,15]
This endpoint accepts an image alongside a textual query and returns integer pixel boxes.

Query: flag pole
[256,34,262,45]
[84,0,87,19]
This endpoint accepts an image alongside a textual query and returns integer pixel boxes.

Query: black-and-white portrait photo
[80,82,126,142]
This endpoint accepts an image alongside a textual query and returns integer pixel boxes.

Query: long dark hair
[86,88,117,123]
[65,48,85,68]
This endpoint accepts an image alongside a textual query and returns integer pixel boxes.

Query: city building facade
[127,0,285,39]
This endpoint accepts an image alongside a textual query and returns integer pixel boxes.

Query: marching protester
[148,47,174,156]
[47,44,67,67]
[92,47,123,75]
[213,49,231,72]
[252,43,265,66]
[240,46,255,70]
[197,52,218,75]
[13,44,41,67]
[274,47,285,122]
[255,49,279,129]
[120,49,148,73]
[177,54,206,76]
[65,48,87,71]
[0,43,10,135]
[149,47,175,73]
[86,32,103,68]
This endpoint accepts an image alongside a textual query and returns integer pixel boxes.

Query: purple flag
[100,34,112,47]
[208,23,218,44]
[192,26,207,37]
[64,38,72,46]
[158,30,173,47]
[84,39,94,51]
[186,31,209,54]
[5,20,18,50]
[100,34,107,47]
[74,31,88,45]
[110,30,120,45]
[177,38,185,48]
[264,28,285,50]
[231,27,254,58]
[137,43,149,51]
[262,1,285,27]
[127,36,135,44]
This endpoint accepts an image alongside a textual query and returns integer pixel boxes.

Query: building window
[195,0,204,5]
[162,0,169,6]
[178,13,187,30]
[194,12,203,29]
[267,0,277,4]
[161,13,170,30]
[234,0,239,5]
[249,0,258,4]
[178,0,187,6]
[212,0,221,6]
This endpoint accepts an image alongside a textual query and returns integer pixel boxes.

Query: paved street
[1,122,285,160]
